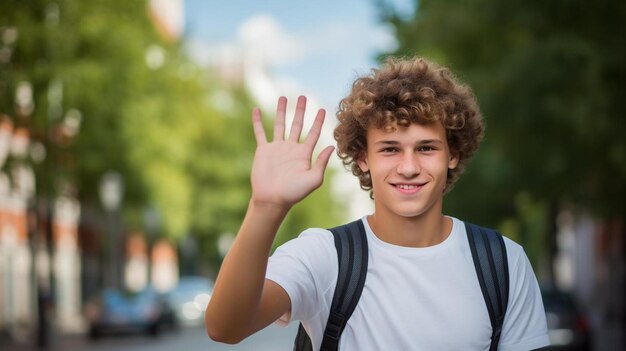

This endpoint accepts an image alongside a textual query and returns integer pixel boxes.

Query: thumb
[313,146,335,175]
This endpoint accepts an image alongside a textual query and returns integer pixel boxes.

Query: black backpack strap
[465,222,510,351]
[293,323,313,351]
[293,220,368,351]
[319,220,369,351]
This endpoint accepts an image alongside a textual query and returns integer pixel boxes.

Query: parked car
[86,287,176,339]
[164,276,214,327]
[540,286,591,351]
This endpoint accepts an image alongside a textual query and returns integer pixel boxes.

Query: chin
[391,207,430,218]
[398,211,428,218]
[388,199,442,219]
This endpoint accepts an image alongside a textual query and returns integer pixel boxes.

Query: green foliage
[1,1,343,266]
[1,0,202,238]
[187,88,258,251]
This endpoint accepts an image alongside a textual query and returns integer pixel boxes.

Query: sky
[182,0,414,110]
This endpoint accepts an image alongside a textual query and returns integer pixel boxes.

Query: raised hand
[250,96,335,208]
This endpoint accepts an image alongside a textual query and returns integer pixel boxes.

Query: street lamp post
[98,171,124,290]
[143,206,161,287]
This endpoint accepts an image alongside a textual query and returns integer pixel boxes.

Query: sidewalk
[2,331,88,351]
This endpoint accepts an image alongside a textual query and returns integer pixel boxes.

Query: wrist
[241,200,290,241]
[248,199,291,217]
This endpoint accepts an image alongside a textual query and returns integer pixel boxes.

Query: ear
[448,152,459,170]
[357,154,369,172]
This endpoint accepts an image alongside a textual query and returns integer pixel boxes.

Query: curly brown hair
[334,56,484,193]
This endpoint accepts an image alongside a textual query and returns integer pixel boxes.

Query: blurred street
[1,1,624,350]
[4,324,298,351]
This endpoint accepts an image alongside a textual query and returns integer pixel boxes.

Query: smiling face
[358,122,459,220]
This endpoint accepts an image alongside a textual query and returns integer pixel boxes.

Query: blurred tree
[1,0,204,240]
[378,0,626,274]
[0,0,342,265]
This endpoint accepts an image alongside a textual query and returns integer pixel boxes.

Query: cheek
[425,158,451,176]
[368,161,395,184]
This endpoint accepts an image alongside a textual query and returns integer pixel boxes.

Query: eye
[380,147,399,153]
[417,146,435,152]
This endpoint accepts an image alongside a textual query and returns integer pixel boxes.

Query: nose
[396,153,420,177]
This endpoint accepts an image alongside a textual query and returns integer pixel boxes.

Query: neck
[367,210,452,248]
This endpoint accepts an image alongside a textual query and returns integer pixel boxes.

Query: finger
[303,108,326,147]
[313,145,335,175]
[288,95,307,142]
[273,96,287,141]
[251,107,267,145]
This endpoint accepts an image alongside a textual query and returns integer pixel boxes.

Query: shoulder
[268,227,338,283]
[501,236,526,266]
[273,227,336,258]
[454,218,530,283]
[456,219,549,349]
[499,237,550,348]
[266,227,339,325]
[458,219,526,266]
[459,220,538,295]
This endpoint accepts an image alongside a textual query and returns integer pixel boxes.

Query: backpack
[293,219,510,351]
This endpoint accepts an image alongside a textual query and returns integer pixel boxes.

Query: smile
[393,183,425,194]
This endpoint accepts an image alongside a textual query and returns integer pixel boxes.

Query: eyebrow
[374,139,444,146]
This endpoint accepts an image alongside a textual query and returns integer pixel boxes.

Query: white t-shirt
[266,216,550,351]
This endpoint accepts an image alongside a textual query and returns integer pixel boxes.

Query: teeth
[397,184,417,190]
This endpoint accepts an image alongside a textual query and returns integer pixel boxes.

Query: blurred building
[149,0,185,42]
[0,116,84,342]
[0,118,35,341]
[553,210,625,349]
[151,239,178,293]
[52,196,82,332]
[125,233,149,292]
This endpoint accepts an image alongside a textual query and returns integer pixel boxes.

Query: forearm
[205,200,290,341]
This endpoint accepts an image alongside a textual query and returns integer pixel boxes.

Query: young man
[205,57,550,350]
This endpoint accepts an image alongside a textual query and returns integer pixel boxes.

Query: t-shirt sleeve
[265,228,336,326]
[499,241,551,351]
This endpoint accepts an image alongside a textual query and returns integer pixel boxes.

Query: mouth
[392,182,425,194]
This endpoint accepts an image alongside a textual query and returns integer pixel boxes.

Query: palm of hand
[250,96,334,208]
[252,140,320,206]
